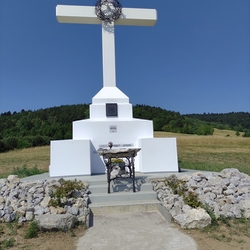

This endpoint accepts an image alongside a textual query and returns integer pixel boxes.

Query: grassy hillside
[0,146,50,176]
[155,129,250,175]
[0,129,249,177]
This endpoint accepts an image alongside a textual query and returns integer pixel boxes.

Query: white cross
[56,3,157,88]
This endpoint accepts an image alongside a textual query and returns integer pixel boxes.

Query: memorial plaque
[106,103,118,117]
[109,125,117,133]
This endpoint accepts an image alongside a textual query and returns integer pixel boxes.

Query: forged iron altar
[95,0,122,22]
[98,148,141,193]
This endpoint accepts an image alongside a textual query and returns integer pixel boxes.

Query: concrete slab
[76,211,197,250]
[21,169,207,182]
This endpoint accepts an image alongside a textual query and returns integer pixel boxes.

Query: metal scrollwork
[95,0,122,22]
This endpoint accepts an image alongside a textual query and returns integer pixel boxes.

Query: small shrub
[214,233,232,242]
[49,179,85,207]
[236,239,245,244]
[70,229,76,237]
[183,191,202,208]
[12,165,45,178]
[238,218,247,224]
[243,129,250,137]
[1,237,15,248]
[25,221,39,239]
[203,203,218,227]
[0,225,4,236]
[165,175,187,196]
[165,175,202,208]
[218,215,231,227]
[5,220,18,236]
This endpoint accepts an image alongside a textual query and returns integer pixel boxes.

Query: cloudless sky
[0,0,249,115]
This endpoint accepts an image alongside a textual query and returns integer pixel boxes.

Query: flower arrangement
[111,158,124,163]
[108,141,113,149]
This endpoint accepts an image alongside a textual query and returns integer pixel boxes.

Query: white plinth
[73,118,153,147]
[72,118,154,174]
[138,138,179,173]
[90,103,133,119]
[90,87,133,119]
[49,119,179,176]
[49,139,91,177]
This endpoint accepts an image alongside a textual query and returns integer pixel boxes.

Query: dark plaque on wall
[106,103,118,117]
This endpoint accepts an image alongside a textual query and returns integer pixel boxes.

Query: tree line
[133,105,214,135]
[0,104,249,153]
[184,112,250,136]
[0,105,89,152]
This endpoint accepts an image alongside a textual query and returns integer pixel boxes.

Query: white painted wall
[138,138,179,172]
[49,123,179,175]
[73,118,153,148]
[50,140,91,177]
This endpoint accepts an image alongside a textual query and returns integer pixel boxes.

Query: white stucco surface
[49,140,91,177]
[56,6,157,26]
[138,138,179,172]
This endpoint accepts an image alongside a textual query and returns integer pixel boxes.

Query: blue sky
[0,0,249,115]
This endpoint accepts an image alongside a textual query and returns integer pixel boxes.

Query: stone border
[152,168,250,228]
[0,176,90,230]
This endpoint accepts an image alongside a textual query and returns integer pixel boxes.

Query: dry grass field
[155,129,250,175]
[0,146,50,177]
[0,129,249,177]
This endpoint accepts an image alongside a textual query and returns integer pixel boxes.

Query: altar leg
[107,159,111,194]
[132,157,136,192]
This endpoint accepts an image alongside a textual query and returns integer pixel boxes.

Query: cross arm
[56,5,157,26]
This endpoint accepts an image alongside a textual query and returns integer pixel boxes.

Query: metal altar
[97,148,141,193]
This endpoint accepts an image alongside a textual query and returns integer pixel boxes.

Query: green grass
[0,237,15,249]
[12,165,45,178]
[0,165,46,179]
[178,161,250,175]
[200,217,250,244]
[0,146,50,176]
[25,221,39,239]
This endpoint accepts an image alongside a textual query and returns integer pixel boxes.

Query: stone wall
[1,168,250,230]
[153,168,250,228]
[0,175,89,230]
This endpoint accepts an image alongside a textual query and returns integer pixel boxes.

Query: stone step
[89,182,153,194]
[89,190,157,204]
[89,199,161,215]
[86,175,151,187]
[86,175,164,224]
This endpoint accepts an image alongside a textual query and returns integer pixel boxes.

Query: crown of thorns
[95,0,122,22]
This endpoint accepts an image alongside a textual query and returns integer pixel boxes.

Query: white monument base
[73,118,154,174]
[73,118,153,147]
[49,118,179,177]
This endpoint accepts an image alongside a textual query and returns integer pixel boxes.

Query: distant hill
[184,112,250,131]
[0,104,249,152]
